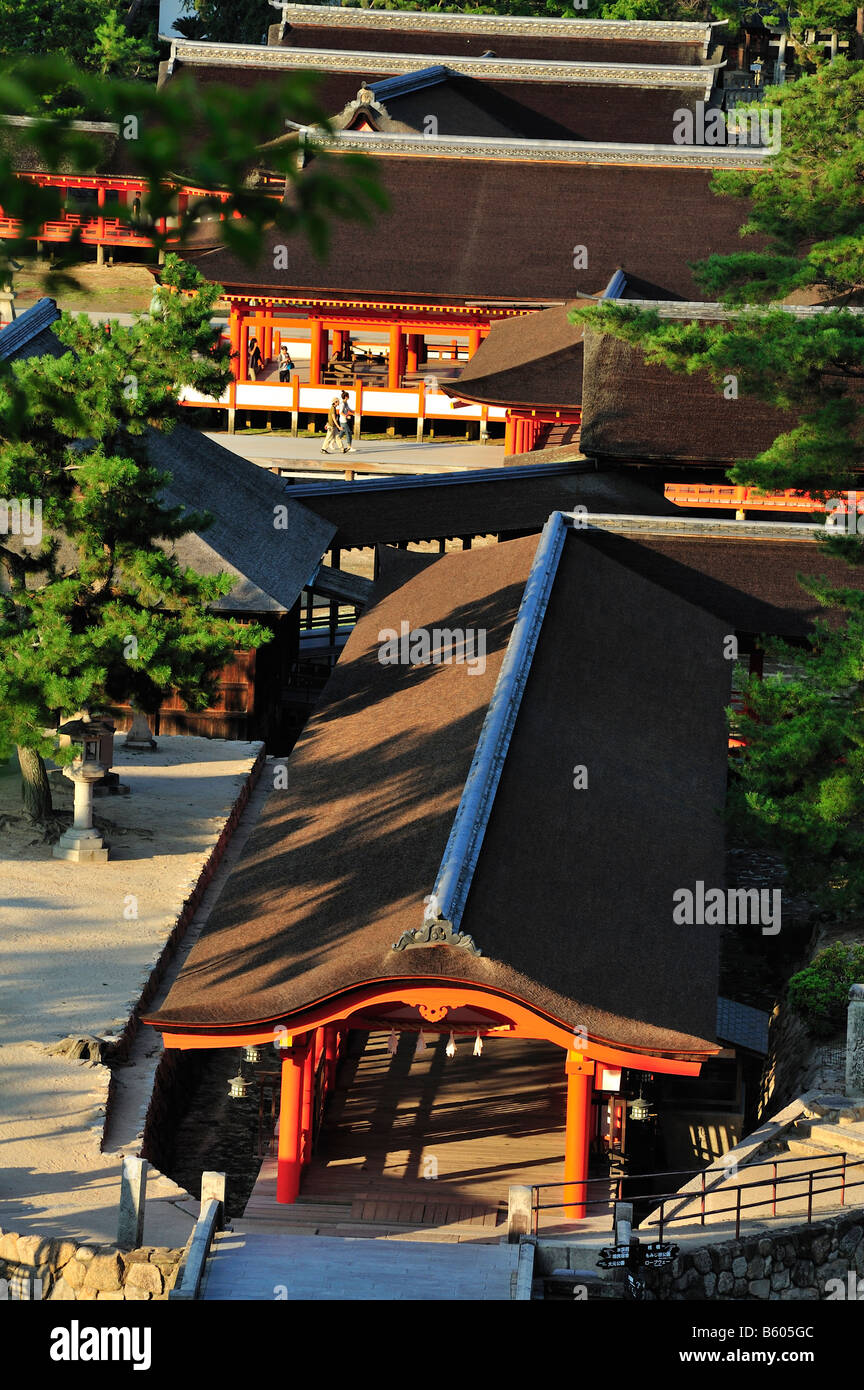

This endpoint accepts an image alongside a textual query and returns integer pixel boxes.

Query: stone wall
[644,1209,864,1300]
[0,1231,184,1301]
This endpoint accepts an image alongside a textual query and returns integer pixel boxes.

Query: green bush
[787,941,864,1036]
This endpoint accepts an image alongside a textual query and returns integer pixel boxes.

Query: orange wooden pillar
[238,305,249,382]
[406,333,419,372]
[563,1051,593,1219]
[467,328,481,358]
[388,324,404,390]
[229,304,242,380]
[301,1029,316,1164]
[323,1024,338,1093]
[504,414,517,455]
[277,1041,306,1203]
[308,319,324,386]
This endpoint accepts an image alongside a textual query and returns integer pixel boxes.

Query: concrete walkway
[205,432,506,473]
[201,1230,520,1300]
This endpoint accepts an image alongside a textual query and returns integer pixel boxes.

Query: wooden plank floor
[242,1031,614,1237]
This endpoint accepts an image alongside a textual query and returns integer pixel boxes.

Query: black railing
[531,1151,864,1238]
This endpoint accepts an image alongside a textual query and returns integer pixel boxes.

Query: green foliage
[574,61,864,498]
[174,0,273,43]
[0,264,270,758]
[787,941,864,1033]
[0,57,386,290]
[88,10,157,79]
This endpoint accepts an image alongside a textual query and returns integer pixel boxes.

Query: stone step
[790,1121,864,1159]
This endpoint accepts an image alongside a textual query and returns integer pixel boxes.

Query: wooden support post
[301,1031,315,1164]
[417,379,426,442]
[309,319,323,387]
[238,306,249,383]
[480,404,489,442]
[388,323,402,390]
[324,1024,338,1093]
[291,372,300,436]
[564,1051,593,1220]
[507,1185,533,1243]
[504,415,516,456]
[406,333,419,372]
[277,1044,305,1203]
[353,377,363,439]
[201,1170,227,1217]
[117,1155,147,1248]
[468,328,481,358]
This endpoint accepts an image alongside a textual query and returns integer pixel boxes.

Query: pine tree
[0,257,270,822]
[574,60,864,919]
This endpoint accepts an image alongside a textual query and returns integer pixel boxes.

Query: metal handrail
[531,1152,862,1237]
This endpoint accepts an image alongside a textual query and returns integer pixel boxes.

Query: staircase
[785,1095,864,1161]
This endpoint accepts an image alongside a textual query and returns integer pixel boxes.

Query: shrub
[787,941,864,1036]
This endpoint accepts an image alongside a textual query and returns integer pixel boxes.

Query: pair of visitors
[278,345,294,382]
[321,393,356,454]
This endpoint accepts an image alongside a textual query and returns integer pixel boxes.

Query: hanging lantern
[244,1045,262,1064]
[387,1029,398,1055]
[629,1094,656,1123]
[228,1071,249,1100]
[445,1031,456,1058]
[473,1030,483,1057]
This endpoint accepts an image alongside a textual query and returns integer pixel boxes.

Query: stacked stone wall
[644,1209,864,1300]
[0,1231,184,1301]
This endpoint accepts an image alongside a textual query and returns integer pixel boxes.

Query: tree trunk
[856,9,864,61]
[17,746,53,820]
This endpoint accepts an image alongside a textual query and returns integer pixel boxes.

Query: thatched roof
[146,518,732,1055]
[180,157,751,306]
[147,425,336,612]
[448,302,586,409]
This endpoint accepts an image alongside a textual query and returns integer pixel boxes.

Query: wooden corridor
[240,1031,612,1241]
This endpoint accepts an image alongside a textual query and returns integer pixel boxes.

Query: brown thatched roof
[448,302,586,409]
[181,158,750,305]
[146,523,731,1054]
[579,321,800,464]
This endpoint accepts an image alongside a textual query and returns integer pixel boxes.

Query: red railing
[531,1151,864,1237]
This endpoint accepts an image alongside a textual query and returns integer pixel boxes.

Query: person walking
[322,397,347,453]
[247,336,263,380]
[278,345,294,382]
[339,390,356,452]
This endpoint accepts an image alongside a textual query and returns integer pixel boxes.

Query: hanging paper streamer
[445,1031,456,1058]
[415,1031,427,1055]
[387,1029,398,1055]
[473,1030,483,1057]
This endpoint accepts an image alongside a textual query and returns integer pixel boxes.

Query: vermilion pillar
[324,1025,338,1093]
[388,324,403,390]
[277,1042,305,1203]
[309,319,324,386]
[238,306,249,382]
[301,1030,316,1164]
[406,333,419,372]
[229,305,242,381]
[504,415,517,455]
[468,328,481,357]
[564,1051,593,1219]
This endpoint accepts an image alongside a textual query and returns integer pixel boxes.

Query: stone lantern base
[53,827,109,863]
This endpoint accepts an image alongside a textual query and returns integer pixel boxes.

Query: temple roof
[446,302,587,410]
[0,297,65,361]
[269,4,722,67]
[145,516,731,1054]
[146,425,336,613]
[579,303,863,466]
[179,155,753,305]
[290,464,678,548]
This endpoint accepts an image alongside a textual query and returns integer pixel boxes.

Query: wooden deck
[240,1031,613,1241]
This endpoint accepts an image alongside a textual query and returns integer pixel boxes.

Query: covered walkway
[240,1032,615,1240]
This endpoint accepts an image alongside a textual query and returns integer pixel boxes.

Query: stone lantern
[52,711,112,863]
